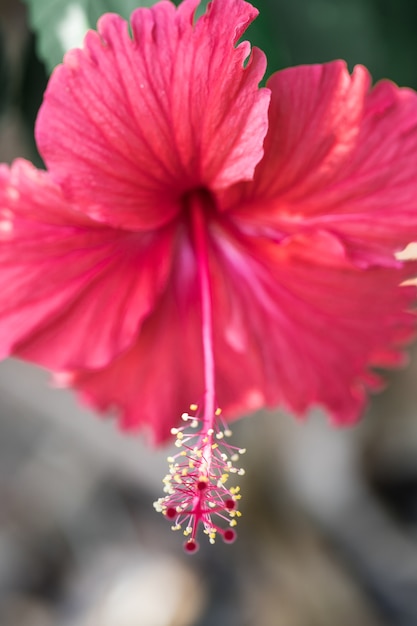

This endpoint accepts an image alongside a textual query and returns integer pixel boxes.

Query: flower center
[154,190,246,552]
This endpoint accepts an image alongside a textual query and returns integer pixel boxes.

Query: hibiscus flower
[1,0,417,549]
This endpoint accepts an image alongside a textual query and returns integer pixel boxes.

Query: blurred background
[1,0,417,624]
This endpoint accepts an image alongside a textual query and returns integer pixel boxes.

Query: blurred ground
[1,0,417,624]
[2,357,406,626]
[4,354,417,626]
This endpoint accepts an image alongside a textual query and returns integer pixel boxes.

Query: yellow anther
[189,460,195,468]
[211,443,218,449]
[180,450,187,456]
[182,468,187,476]
[176,431,184,439]
[190,403,198,411]
[215,408,222,416]
[236,511,242,517]
[167,456,175,463]
[230,519,237,527]
[220,473,229,484]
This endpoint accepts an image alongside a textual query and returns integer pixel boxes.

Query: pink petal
[35,0,270,231]
[210,223,417,425]
[0,160,175,369]
[67,233,206,443]
[223,61,417,262]
[65,226,264,443]
[251,61,370,201]
[66,217,416,441]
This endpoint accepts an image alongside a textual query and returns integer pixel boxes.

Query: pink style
[1,0,417,549]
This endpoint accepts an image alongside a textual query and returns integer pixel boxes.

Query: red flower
[1,0,417,548]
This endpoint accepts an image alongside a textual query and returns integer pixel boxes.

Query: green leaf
[22,0,157,74]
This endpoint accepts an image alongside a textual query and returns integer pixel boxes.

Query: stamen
[153,407,245,549]
[154,193,246,551]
